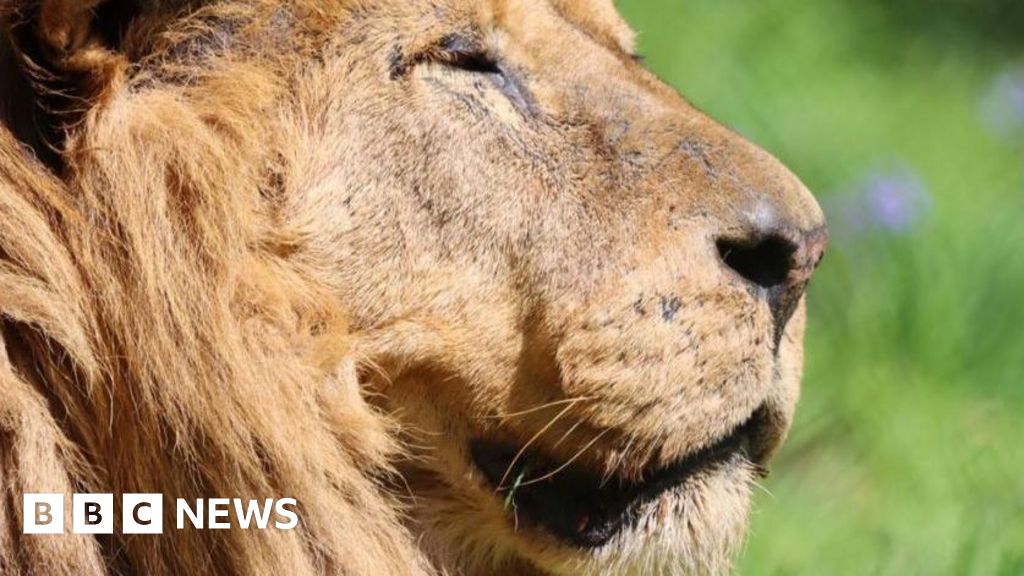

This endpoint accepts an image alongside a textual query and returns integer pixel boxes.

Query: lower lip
[470,431,751,548]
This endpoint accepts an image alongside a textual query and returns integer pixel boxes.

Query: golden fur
[0,1,825,574]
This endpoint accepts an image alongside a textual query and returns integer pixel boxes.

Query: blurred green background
[615,0,1024,574]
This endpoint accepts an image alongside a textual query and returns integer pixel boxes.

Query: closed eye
[434,35,503,75]
[414,34,535,115]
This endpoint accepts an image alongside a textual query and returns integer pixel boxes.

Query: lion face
[4,0,824,573]
[274,0,827,573]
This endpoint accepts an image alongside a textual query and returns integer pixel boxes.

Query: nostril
[716,235,796,290]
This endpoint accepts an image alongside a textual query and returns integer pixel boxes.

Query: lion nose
[716,222,828,334]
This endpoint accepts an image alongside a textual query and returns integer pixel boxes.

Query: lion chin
[396,398,775,576]
[1,0,825,574]
[412,463,756,576]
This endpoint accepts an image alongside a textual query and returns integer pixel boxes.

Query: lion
[0,0,827,574]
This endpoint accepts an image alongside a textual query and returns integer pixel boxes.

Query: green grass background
[615,1,1024,574]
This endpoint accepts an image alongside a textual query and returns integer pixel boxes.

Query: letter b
[23,493,64,534]
[73,494,113,534]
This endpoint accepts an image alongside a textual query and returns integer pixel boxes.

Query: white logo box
[24,493,162,534]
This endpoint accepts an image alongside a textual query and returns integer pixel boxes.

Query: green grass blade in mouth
[503,462,533,511]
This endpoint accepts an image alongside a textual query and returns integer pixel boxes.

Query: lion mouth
[470,407,768,548]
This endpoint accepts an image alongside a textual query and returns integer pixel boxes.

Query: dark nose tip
[716,225,828,333]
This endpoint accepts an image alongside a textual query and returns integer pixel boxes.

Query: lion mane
[0,1,430,574]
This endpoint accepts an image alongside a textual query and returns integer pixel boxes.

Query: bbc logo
[22,494,298,534]
[23,493,163,534]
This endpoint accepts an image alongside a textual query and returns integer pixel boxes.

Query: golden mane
[0,4,427,573]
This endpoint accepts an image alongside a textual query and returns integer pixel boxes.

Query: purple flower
[1009,78,1024,122]
[827,164,932,240]
[861,168,931,233]
[980,68,1024,137]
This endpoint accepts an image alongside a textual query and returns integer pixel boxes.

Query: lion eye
[436,36,503,76]
[426,35,534,114]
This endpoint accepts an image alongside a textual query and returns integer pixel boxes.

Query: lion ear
[8,0,146,84]
[1,0,188,165]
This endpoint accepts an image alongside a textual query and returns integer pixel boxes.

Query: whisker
[752,480,775,499]
[496,401,577,490]
[749,460,776,500]
[517,428,611,487]
[485,396,595,420]
[551,418,585,449]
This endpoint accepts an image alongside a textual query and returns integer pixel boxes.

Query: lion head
[0,1,825,575]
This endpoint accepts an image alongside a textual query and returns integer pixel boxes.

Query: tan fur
[0,1,824,575]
